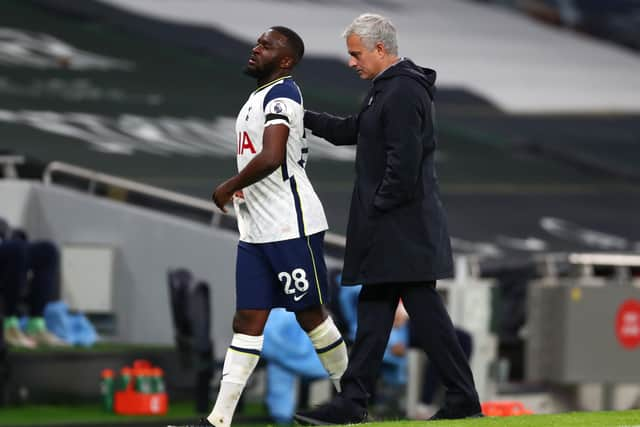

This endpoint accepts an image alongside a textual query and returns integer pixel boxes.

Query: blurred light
[568,253,640,266]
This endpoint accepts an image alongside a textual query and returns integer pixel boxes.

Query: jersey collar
[253,75,292,94]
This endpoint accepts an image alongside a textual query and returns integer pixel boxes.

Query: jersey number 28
[278,268,309,294]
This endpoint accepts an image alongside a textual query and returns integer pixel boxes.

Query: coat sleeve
[304,110,358,146]
[373,80,427,213]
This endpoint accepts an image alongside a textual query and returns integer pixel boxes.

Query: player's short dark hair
[271,26,305,64]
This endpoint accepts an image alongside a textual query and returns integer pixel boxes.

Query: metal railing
[7,159,637,271]
[44,161,223,224]
[42,161,347,250]
[0,155,25,178]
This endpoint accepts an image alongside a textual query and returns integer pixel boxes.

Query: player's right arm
[211,124,288,212]
[304,110,358,146]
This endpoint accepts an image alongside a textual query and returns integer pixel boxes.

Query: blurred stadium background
[1,0,639,425]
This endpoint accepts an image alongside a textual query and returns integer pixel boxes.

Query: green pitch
[0,404,638,427]
[365,411,640,427]
[0,401,265,426]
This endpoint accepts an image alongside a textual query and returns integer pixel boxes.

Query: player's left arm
[212,124,288,212]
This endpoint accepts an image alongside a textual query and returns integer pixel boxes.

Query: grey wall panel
[1,181,238,358]
[0,180,40,232]
[527,283,640,383]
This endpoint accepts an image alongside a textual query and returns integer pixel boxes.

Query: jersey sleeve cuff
[264,118,291,128]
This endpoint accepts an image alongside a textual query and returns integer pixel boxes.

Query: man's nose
[348,57,357,68]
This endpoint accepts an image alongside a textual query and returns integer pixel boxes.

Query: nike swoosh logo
[293,292,308,302]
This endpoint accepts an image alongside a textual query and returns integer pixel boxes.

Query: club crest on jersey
[237,131,256,154]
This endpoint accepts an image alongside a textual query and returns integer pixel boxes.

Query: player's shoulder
[263,77,302,109]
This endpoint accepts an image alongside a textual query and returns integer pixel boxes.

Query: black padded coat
[305,59,453,285]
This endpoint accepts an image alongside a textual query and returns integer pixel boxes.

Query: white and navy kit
[234,76,328,243]
[233,76,329,311]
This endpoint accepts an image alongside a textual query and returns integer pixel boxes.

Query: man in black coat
[295,13,482,423]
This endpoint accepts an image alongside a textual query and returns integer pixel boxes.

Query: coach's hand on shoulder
[212,180,235,213]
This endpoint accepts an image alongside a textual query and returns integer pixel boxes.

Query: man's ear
[280,56,294,70]
[375,41,386,57]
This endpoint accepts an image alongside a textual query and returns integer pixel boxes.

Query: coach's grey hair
[342,13,398,55]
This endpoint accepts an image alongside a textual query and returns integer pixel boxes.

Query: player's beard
[243,61,277,80]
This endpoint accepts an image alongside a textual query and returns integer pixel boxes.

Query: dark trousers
[0,297,4,354]
[341,281,479,409]
[0,240,59,317]
[422,327,473,404]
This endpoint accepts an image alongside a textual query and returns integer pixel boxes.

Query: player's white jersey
[233,76,328,243]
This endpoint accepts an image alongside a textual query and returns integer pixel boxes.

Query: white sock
[307,316,348,392]
[207,333,263,427]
